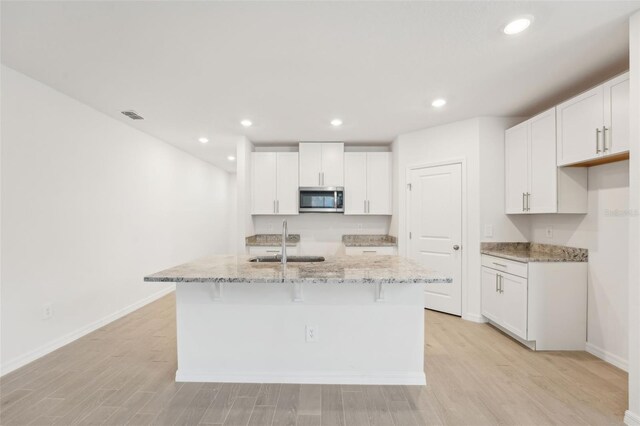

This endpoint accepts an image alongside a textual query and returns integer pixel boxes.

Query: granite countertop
[246,234,300,247]
[342,235,397,247]
[144,255,451,284]
[481,242,588,263]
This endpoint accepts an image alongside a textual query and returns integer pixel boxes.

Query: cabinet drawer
[481,255,528,278]
[248,246,299,256]
[345,246,397,255]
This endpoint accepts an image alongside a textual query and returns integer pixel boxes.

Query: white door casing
[408,162,463,316]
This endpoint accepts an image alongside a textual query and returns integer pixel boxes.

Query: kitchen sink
[249,255,325,263]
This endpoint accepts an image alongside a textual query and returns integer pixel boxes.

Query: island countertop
[144,255,451,284]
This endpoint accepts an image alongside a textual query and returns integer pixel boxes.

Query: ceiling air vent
[121,110,144,120]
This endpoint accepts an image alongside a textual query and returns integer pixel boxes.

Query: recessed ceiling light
[227,155,236,161]
[431,99,447,108]
[503,17,532,35]
[331,119,343,127]
[240,119,252,127]
[198,137,209,144]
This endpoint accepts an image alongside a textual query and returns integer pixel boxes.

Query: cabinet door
[500,272,528,340]
[321,143,344,187]
[299,143,323,186]
[366,152,392,215]
[276,152,299,215]
[344,152,367,214]
[529,108,558,214]
[603,73,630,155]
[251,152,277,214]
[481,267,501,323]
[505,123,529,214]
[556,85,604,165]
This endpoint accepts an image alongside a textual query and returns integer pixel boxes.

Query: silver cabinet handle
[522,193,525,212]
[495,274,499,292]
[526,192,531,212]
[596,128,602,153]
[319,172,322,185]
[453,245,460,250]
[273,200,276,214]
[603,126,609,152]
[500,275,504,293]
[367,200,370,213]
[364,199,367,213]
[492,262,507,268]
[276,200,279,213]
[363,250,377,253]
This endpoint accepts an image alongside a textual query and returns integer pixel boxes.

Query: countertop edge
[144,277,451,284]
[480,250,589,263]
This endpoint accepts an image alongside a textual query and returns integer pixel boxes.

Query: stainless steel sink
[249,255,325,263]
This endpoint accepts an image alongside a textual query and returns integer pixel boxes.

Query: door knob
[453,245,460,250]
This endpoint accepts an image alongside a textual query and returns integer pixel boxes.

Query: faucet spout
[281,220,288,265]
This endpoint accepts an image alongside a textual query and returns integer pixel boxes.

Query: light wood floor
[0,293,628,425]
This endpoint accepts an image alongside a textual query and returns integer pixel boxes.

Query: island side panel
[174,282,425,385]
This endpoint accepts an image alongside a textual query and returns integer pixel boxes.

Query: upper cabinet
[557,72,629,166]
[344,152,392,215]
[252,152,299,215]
[299,143,344,187]
[505,107,587,215]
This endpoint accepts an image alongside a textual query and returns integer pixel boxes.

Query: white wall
[392,117,528,322]
[530,161,629,370]
[236,137,254,254]
[626,10,640,426]
[253,215,390,255]
[1,66,234,374]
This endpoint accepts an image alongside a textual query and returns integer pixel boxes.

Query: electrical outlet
[484,225,494,238]
[42,303,53,320]
[546,227,553,238]
[305,325,318,342]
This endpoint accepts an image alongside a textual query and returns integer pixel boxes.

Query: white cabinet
[251,152,299,215]
[603,73,630,155]
[344,246,397,255]
[299,143,344,187]
[557,72,629,166]
[344,152,392,215]
[505,107,587,214]
[481,255,587,350]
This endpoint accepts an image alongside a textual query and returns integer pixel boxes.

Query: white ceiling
[2,1,639,173]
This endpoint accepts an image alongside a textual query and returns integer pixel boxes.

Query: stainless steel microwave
[299,187,344,213]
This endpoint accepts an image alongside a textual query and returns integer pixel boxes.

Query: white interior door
[408,163,462,316]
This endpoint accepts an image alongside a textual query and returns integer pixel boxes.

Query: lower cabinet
[481,255,587,350]
[344,246,397,255]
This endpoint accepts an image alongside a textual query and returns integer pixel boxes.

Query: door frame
[405,158,467,318]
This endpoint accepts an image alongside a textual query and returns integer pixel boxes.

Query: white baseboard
[176,370,426,386]
[0,285,175,376]
[585,342,628,372]
[625,410,640,426]
[462,313,488,323]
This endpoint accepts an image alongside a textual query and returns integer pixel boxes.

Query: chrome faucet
[281,219,288,265]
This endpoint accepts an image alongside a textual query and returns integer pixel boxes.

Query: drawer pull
[493,262,507,268]
[363,250,377,253]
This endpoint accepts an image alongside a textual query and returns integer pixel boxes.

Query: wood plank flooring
[0,293,628,425]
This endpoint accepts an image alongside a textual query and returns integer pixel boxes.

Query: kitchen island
[145,255,450,385]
